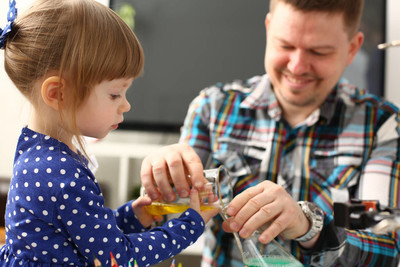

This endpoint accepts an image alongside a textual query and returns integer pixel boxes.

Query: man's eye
[312,51,325,56]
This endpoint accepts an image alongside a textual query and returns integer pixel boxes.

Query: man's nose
[287,49,310,75]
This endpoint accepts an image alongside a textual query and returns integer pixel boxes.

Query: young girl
[0,0,218,266]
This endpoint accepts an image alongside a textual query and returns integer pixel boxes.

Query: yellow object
[145,202,218,216]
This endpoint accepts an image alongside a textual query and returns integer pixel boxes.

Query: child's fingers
[189,188,200,211]
[131,195,152,210]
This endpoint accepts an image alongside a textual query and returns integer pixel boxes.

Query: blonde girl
[0,0,218,266]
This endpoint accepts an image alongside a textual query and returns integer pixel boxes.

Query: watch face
[309,203,324,217]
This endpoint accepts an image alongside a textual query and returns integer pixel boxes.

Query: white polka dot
[148,245,153,251]
[42,210,48,216]
[51,196,57,202]
[38,196,44,201]
[103,237,108,242]
[48,182,53,187]
[24,182,28,187]
[61,158,66,162]
[60,169,66,175]
[89,237,94,243]
[46,168,52,174]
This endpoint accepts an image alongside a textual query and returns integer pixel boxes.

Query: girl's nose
[119,97,131,114]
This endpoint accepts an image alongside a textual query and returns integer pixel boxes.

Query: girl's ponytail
[0,0,17,49]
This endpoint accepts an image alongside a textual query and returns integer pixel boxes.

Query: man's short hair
[269,0,364,37]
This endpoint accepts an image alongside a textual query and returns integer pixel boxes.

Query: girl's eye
[110,94,121,100]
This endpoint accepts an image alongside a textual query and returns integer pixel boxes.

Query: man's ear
[346,31,364,66]
[265,12,272,31]
[41,76,65,111]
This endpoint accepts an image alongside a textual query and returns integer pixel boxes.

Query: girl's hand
[189,188,219,223]
[131,195,163,228]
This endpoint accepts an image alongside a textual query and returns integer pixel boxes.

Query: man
[141,0,400,266]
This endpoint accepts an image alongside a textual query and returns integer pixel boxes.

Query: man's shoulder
[203,75,263,95]
[337,80,400,115]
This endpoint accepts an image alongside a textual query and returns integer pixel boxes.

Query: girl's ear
[41,76,66,110]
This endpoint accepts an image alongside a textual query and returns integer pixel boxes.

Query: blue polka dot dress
[0,127,205,266]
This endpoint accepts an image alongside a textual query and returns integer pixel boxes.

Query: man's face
[265,2,363,116]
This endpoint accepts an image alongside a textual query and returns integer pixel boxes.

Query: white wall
[0,0,32,178]
[385,0,400,104]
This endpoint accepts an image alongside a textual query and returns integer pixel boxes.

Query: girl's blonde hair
[4,0,144,153]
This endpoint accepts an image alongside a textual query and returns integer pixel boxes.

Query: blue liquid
[244,256,303,267]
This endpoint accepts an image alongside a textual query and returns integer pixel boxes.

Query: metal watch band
[294,201,324,243]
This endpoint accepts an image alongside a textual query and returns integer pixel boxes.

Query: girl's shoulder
[13,127,93,190]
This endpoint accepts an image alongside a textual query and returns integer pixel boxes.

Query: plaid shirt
[180,74,400,266]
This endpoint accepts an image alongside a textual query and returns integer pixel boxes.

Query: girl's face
[76,78,133,139]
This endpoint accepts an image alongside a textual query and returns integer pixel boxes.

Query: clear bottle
[240,231,303,267]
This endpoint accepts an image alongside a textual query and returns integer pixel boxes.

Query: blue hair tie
[0,0,18,49]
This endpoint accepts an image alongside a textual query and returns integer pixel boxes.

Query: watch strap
[294,201,324,242]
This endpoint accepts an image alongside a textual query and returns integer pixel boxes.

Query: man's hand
[223,181,311,244]
[140,143,205,202]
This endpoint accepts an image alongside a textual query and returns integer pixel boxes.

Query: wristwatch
[294,201,324,242]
